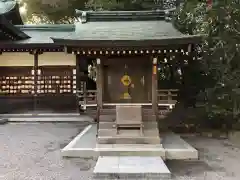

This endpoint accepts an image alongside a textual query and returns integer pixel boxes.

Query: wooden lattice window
[37,66,76,94]
[0,67,34,96]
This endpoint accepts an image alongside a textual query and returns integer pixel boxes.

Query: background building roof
[0,0,16,14]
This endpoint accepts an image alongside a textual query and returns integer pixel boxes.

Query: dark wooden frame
[0,51,78,114]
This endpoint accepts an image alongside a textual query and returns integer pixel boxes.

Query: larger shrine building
[0,1,202,114]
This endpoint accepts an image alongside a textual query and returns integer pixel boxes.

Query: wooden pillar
[152,57,158,118]
[75,54,80,113]
[96,58,103,108]
[96,58,103,136]
[33,49,39,113]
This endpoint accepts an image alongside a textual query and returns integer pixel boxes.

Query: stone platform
[62,124,198,179]
[61,124,198,160]
[94,156,171,179]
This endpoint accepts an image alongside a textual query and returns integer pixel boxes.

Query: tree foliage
[174,0,240,129]
[20,0,163,23]
[20,0,87,23]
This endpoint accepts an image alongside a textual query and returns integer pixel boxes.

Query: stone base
[96,143,165,158]
[61,124,198,160]
[97,121,161,144]
[94,156,171,180]
[161,132,199,160]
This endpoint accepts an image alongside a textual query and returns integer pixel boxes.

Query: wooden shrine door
[104,57,151,103]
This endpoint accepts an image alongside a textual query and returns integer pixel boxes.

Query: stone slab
[162,132,198,160]
[98,128,159,136]
[97,136,160,144]
[94,156,171,179]
[96,143,165,158]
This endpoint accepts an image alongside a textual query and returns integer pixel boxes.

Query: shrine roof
[0,0,26,42]
[0,24,74,46]
[69,20,183,40]
[51,10,202,46]
[0,15,29,41]
[16,24,75,43]
[1,9,203,48]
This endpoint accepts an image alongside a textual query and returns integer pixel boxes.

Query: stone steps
[97,143,163,149]
[99,114,158,121]
[100,108,116,115]
[96,144,165,157]
[97,105,161,145]
[97,136,161,144]
[99,115,115,122]
[86,107,171,117]
[99,109,167,115]
[99,121,158,129]
[96,144,164,157]
[98,128,159,137]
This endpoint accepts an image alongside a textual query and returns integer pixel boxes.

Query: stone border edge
[62,125,93,152]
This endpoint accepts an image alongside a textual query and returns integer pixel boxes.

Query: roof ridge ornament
[75,10,88,23]
[164,10,171,22]
[81,11,87,23]
[75,9,177,23]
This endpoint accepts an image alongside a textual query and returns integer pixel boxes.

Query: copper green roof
[51,10,202,46]
[66,21,185,40]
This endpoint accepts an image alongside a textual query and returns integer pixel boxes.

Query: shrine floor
[1,122,240,180]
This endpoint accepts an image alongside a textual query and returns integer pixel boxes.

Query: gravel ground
[169,136,240,180]
[0,122,240,180]
[0,122,94,180]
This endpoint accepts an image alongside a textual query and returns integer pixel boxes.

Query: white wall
[0,53,34,66]
[38,52,76,66]
[0,52,76,67]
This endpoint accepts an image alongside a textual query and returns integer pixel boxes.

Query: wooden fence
[77,89,179,107]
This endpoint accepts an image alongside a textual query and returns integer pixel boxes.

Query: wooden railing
[77,90,97,106]
[157,89,178,104]
[77,89,179,107]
